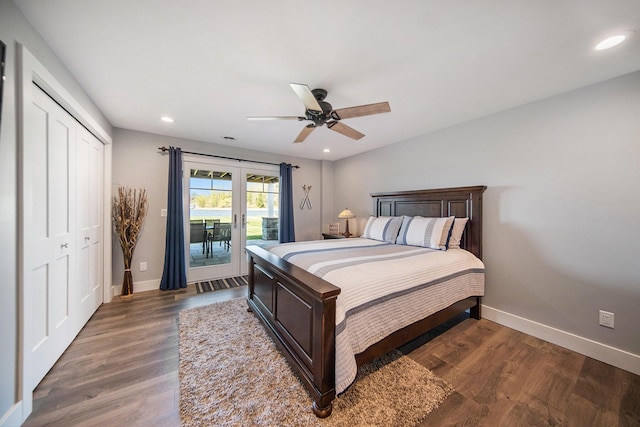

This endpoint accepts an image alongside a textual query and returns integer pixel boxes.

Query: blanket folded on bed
[269,238,485,393]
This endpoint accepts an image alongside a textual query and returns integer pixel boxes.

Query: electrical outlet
[599,310,614,329]
[161,209,167,217]
[140,262,148,272]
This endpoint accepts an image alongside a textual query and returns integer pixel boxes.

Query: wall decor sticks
[300,185,312,209]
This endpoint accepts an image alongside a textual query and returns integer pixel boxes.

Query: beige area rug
[179,298,453,427]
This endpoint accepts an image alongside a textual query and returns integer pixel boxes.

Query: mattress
[268,237,485,393]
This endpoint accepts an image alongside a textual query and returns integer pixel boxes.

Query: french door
[184,159,279,282]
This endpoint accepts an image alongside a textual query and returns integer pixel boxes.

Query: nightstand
[322,233,345,239]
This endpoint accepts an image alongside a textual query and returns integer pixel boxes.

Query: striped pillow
[396,216,455,250]
[448,217,469,249]
[362,216,403,243]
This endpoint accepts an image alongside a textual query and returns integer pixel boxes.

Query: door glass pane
[246,173,279,248]
[189,168,232,267]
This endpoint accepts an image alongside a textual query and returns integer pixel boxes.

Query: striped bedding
[268,237,485,393]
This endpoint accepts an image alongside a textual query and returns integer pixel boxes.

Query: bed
[245,185,486,417]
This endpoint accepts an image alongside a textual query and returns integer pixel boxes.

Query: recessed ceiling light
[595,31,635,51]
[323,148,331,153]
[222,136,237,141]
[161,116,174,123]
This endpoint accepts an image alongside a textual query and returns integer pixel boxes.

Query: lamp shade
[338,208,355,219]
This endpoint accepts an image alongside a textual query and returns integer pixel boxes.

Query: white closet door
[76,127,104,326]
[25,85,78,389]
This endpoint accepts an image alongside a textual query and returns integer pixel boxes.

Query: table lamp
[338,208,355,237]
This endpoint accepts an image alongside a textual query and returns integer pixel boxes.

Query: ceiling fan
[247,83,391,143]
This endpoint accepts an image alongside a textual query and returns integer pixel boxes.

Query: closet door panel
[76,127,104,325]
[30,265,48,351]
[30,104,48,241]
[26,85,77,389]
[76,128,89,309]
[89,133,103,307]
[50,256,70,328]
[50,117,71,237]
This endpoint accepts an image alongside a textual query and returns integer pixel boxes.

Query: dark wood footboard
[246,245,341,417]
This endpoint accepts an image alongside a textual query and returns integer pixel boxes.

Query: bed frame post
[470,296,482,319]
[311,296,337,417]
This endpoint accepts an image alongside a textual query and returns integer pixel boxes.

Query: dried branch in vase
[113,186,148,297]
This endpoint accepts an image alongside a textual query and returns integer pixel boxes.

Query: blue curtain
[160,147,187,290]
[279,163,295,243]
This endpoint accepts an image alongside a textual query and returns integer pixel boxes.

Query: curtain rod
[158,146,299,169]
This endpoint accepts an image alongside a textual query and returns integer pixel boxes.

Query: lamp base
[342,219,352,238]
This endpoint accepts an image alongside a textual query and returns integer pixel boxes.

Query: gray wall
[0,0,112,421]
[321,160,336,233]
[111,128,325,289]
[334,70,640,356]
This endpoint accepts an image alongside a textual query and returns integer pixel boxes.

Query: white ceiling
[16,0,640,161]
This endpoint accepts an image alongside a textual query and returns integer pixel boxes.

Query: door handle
[61,243,69,249]
[242,214,246,229]
[233,214,237,229]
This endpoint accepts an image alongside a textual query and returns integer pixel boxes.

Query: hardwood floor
[408,317,640,426]
[23,285,246,427]
[24,287,640,426]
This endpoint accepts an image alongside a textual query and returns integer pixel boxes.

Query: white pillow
[396,216,455,250]
[448,218,469,249]
[362,216,403,243]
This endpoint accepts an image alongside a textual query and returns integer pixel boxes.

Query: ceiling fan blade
[294,124,316,143]
[290,83,323,113]
[326,121,365,140]
[247,116,305,121]
[331,102,391,120]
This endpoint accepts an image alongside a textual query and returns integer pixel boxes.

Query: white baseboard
[482,305,640,376]
[111,279,161,297]
[0,401,23,427]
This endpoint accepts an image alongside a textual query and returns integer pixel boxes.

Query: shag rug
[192,275,248,293]
[179,298,453,427]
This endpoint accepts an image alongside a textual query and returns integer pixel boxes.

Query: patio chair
[190,220,208,257]
[218,223,231,252]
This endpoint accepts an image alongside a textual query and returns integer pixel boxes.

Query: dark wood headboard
[371,186,487,259]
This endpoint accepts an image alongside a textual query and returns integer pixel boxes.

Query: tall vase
[121,249,134,297]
